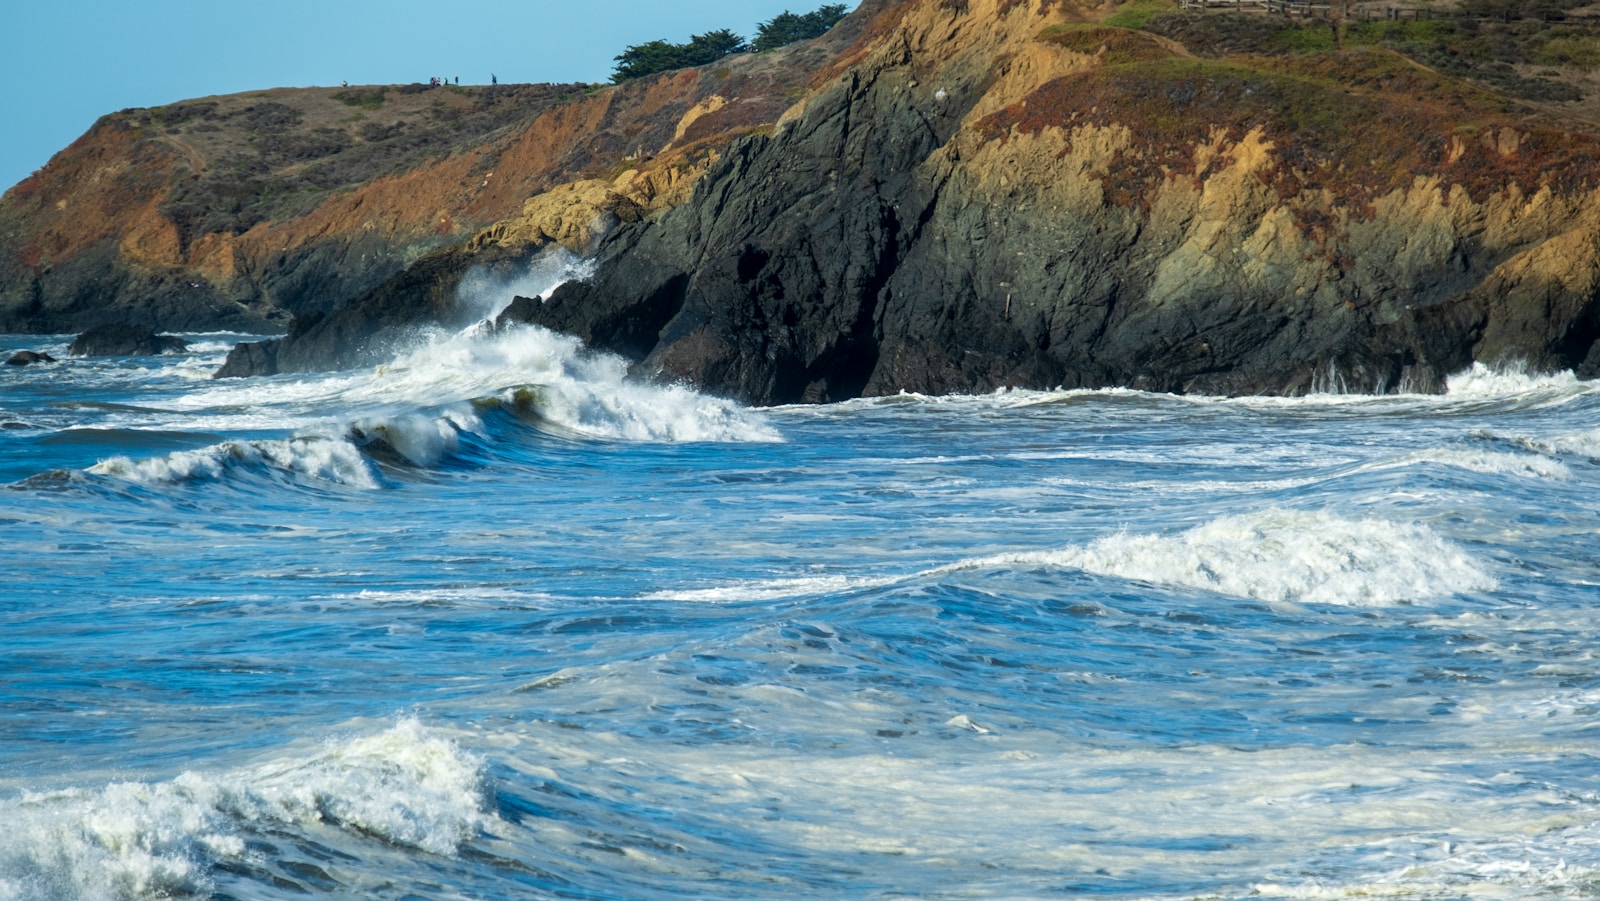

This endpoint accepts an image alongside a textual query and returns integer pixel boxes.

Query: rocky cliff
[497,0,1600,402]
[0,24,856,334]
[14,0,1600,401]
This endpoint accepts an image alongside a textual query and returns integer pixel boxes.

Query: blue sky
[1,1,839,192]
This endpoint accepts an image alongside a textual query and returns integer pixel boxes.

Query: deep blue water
[3,309,1600,900]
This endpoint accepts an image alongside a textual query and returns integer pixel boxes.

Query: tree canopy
[611,29,750,83]
[753,4,850,52]
[609,5,851,83]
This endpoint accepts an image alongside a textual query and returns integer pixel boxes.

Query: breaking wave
[649,510,1495,607]
[956,509,1496,606]
[76,320,779,490]
[88,435,382,489]
[0,719,486,901]
[1443,362,1591,401]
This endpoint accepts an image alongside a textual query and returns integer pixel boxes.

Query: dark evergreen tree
[612,29,752,82]
[752,4,849,52]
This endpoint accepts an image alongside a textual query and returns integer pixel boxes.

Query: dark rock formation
[68,323,188,357]
[4,350,56,366]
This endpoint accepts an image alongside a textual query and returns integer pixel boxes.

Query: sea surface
[4,259,1600,900]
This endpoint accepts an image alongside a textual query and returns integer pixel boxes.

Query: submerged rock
[68,323,187,357]
[4,350,56,366]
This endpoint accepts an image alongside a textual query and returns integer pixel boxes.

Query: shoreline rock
[4,350,57,366]
[68,323,188,357]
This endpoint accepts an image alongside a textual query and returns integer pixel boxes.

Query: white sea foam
[496,724,1600,900]
[643,573,903,603]
[89,436,381,489]
[346,407,479,467]
[1488,426,1600,462]
[1385,448,1572,481]
[951,509,1496,605]
[164,323,778,444]
[647,510,1493,607]
[415,325,781,443]
[0,719,485,901]
[1444,361,1577,396]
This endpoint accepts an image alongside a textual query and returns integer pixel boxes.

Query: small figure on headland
[491,73,497,85]
[454,76,459,85]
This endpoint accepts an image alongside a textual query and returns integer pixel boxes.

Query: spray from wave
[0,719,486,901]
[1444,361,1589,400]
[455,245,595,323]
[79,310,779,489]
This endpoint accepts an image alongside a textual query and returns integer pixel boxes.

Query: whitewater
[4,255,1600,899]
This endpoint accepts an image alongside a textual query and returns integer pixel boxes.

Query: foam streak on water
[4,338,1600,900]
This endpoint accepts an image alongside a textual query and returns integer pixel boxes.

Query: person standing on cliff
[491,73,497,85]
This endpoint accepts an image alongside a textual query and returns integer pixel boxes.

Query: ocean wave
[369,324,780,442]
[953,509,1496,606]
[455,245,595,323]
[0,719,486,901]
[1443,361,1587,399]
[166,323,779,444]
[89,435,382,489]
[1381,448,1572,481]
[1253,819,1600,900]
[344,407,480,468]
[648,510,1494,607]
[1474,426,1600,464]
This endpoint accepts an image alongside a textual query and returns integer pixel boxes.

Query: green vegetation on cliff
[611,3,851,82]
[1141,8,1595,103]
[753,5,851,51]
[611,30,750,83]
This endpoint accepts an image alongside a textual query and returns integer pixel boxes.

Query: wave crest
[89,436,381,489]
[0,719,485,900]
[1444,362,1586,399]
[963,509,1496,606]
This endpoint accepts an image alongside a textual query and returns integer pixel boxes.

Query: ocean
[3,257,1600,899]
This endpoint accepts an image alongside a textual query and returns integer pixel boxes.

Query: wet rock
[4,350,56,366]
[68,323,187,356]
